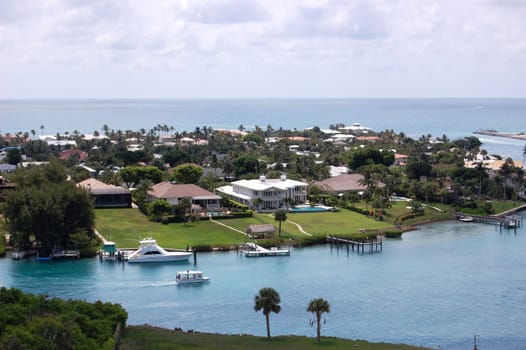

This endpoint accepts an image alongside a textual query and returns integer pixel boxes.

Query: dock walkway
[456,213,522,230]
[327,235,383,254]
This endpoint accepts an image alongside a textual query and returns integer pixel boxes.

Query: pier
[456,213,523,231]
[37,249,80,261]
[327,235,383,254]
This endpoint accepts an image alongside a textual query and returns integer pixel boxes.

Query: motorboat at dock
[126,238,192,263]
[175,270,210,285]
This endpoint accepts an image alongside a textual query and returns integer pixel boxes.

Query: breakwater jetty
[473,129,526,141]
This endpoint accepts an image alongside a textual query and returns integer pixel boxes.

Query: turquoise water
[290,206,332,212]
[1,214,525,349]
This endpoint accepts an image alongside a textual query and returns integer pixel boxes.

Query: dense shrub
[0,287,127,349]
[228,200,249,211]
[0,236,5,257]
[192,244,213,252]
[383,230,403,238]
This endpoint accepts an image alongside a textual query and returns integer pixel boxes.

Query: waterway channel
[1,214,525,350]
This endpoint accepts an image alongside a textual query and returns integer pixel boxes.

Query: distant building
[328,165,350,177]
[78,178,131,208]
[59,149,88,162]
[394,154,409,166]
[0,164,17,173]
[0,176,15,202]
[217,175,307,210]
[148,182,221,211]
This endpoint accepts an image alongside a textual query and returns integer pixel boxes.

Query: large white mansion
[216,175,308,210]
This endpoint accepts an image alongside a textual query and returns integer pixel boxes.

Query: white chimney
[259,175,266,182]
[280,175,287,181]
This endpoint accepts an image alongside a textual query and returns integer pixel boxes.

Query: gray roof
[246,224,276,234]
[0,164,17,172]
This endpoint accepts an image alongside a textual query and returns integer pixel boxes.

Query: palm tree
[252,197,263,211]
[274,209,287,237]
[254,287,281,339]
[307,298,331,342]
[358,170,377,212]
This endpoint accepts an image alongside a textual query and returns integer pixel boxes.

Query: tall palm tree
[274,209,287,237]
[254,287,281,339]
[307,298,331,342]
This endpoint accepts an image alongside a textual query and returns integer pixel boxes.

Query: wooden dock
[456,213,523,231]
[327,235,382,254]
[51,249,80,259]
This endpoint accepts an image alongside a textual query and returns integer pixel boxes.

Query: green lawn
[95,208,247,249]
[95,207,402,250]
[95,202,457,250]
[120,325,432,350]
[489,200,524,214]
[286,210,391,234]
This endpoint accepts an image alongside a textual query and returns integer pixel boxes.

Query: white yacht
[127,238,192,263]
[175,270,210,285]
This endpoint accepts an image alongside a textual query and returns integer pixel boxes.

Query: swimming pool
[289,205,333,213]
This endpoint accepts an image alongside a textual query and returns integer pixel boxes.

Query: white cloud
[0,0,525,98]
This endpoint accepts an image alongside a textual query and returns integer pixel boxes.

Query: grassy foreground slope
[120,325,432,350]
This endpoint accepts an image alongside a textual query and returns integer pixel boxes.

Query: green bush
[0,236,5,257]
[192,244,213,252]
[231,210,253,218]
[228,199,249,211]
[0,287,127,349]
[383,230,403,238]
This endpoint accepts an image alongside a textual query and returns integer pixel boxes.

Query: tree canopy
[0,287,127,350]
[346,147,394,170]
[119,166,163,188]
[3,161,97,255]
[170,164,203,184]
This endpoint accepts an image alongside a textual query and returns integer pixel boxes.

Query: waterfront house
[216,175,308,210]
[148,182,221,211]
[77,178,131,208]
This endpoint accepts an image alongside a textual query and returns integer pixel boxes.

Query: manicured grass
[120,325,433,350]
[95,202,458,250]
[286,210,391,234]
[95,208,398,249]
[488,200,524,214]
[95,209,247,249]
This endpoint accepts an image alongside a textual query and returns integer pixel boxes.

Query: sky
[1,0,525,99]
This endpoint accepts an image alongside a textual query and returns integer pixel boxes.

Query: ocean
[1,98,525,159]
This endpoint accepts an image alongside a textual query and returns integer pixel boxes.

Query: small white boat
[459,216,474,222]
[175,270,210,285]
[12,250,26,260]
[127,238,192,263]
[240,242,290,257]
